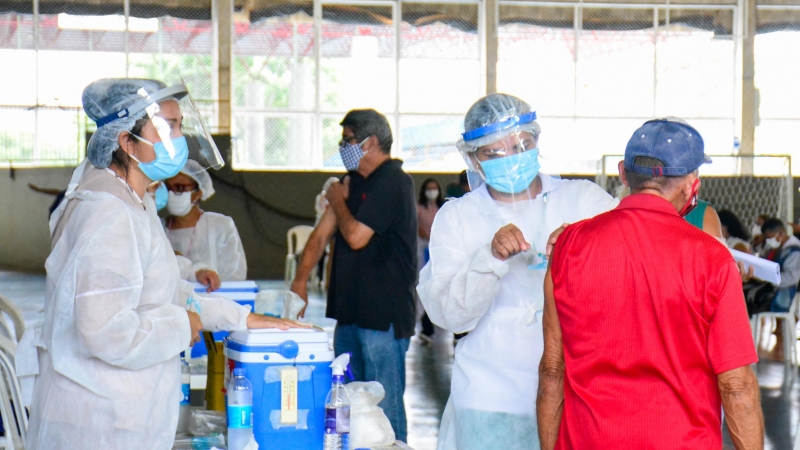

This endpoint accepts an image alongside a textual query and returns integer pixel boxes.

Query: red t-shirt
[550,194,758,449]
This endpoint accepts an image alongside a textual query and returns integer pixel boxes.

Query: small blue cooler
[225,328,334,449]
[191,281,258,358]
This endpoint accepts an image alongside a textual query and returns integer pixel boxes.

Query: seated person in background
[755,217,800,360]
[759,217,800,313]
[164,159,247,283]
[718,209,752,253]
[752,213,769,251]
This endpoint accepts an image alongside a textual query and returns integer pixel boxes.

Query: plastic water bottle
[177,352,191,434]
[227,368,254,450]
[324,354,351,450]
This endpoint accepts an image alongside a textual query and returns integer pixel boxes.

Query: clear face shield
[457,112,542,204]
[96,83,224,177]
[457,111,558,271]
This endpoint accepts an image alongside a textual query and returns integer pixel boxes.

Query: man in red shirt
[538,118,764,450]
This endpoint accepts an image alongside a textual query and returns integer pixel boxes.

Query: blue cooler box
[225,328,334,449]
[191,281,258,358]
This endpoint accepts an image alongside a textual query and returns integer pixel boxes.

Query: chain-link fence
[0,0,215,166]
[596,155,794,224]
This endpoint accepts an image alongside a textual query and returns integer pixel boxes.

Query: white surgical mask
[425,189,439,201]
[765,237,781,250]
[167,191,195,217]
[751,224,762,237]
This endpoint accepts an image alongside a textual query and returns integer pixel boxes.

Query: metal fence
[754,5,800,175]
[231,1,481,171]
[3,0,800,174]
[499,2,737,175]
[0,0,215,166]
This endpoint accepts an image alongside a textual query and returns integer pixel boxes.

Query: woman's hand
[195,269,221,292]
[246,313,313,330]
[491,224,530,261]
[187,311,203,346]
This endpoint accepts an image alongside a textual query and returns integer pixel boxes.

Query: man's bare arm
[537,267,565,450]
[718,365,764,450]
[290,207,337,315]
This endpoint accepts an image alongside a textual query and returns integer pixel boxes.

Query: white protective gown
[19,162,250,450]
[166,212,247,281]
[417,174,618,450]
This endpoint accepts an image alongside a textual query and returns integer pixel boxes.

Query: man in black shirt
[291,109,417,442]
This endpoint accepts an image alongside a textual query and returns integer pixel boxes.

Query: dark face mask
[678,178,701,217]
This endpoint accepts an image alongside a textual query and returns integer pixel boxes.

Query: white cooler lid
[229,328,329,346]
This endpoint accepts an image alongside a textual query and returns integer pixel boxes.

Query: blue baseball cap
[624,117,711,177]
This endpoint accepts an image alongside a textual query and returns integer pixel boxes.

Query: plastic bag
[189,408,227,436]
[254,290,305,321]
[344,381,396,448]
[171,432,226,449]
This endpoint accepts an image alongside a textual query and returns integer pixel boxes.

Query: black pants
[421,312,435,337]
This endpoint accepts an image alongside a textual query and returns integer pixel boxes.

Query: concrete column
[740,0,756,174]
[213,0,233,134]
[485,0,498,95]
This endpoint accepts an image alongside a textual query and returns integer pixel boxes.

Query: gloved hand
[290,279,309,319]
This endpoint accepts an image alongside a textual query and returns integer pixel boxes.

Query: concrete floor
[2,270,798,450]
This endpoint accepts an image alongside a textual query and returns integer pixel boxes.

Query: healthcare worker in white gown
[18,78,305,450]
[163,159,247,285]
[417,94,618,450]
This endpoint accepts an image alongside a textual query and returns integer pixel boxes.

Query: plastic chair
[0,295,26,343]
[751,293,800,365]
[284,225,315,287]
[0,336,25,449]
[794,417,800,450]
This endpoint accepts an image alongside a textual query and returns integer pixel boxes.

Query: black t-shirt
[326,159,418,339]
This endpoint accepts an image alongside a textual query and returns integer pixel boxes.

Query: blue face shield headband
[462,112,538,142]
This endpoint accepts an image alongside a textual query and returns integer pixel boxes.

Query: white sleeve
[577,180,619,219]
[175,255,212,282]
[73,202,191,371]
[416,203,509,333]
[216,217,248,281]
[176,280,250,331]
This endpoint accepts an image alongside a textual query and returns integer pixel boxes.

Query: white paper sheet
[730,249,781,285]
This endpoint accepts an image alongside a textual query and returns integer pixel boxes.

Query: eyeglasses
[167,184,197,194]
[338,135,368,149]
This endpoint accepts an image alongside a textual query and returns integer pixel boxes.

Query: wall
[0,137,460,279]
[3,139,799,279]
[0,166,74,273]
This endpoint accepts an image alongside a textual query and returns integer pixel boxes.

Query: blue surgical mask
[130,135,189,181]
[479,148,540,194]
[154,182,168,210]
[339,138,368,172]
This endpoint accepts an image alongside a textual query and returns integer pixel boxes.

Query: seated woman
[718,209,752,253]
[164,159,247,282]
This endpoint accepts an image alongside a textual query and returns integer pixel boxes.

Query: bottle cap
[234,367,246,376]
